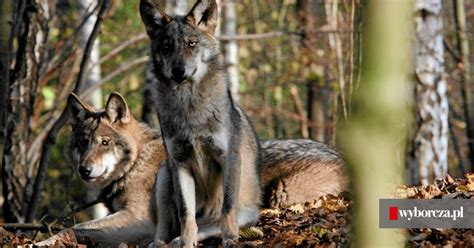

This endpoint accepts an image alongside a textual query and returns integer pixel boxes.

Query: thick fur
[61,93,165,246]
[139,0,260,246]
[260,139,348,208]
[46,93,348,247]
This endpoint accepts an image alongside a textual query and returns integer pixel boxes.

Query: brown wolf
[50,92,347,247]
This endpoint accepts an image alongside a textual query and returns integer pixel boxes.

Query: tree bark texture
[411,0,449,186]
[2,0,51,223]
[222,0,240,102]
[453,0,474,169]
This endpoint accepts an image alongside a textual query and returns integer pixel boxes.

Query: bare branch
[217,29,353,41]
[80,55,149,98]
[99,33,148,65]
[25,0,110,223]
[0,223,63,232]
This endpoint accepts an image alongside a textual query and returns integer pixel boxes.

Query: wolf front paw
[148,239,166,248]
[222,238,238,248]
[170,236,197,248]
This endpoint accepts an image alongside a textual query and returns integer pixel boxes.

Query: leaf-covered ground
[2,174,474,247]
[396,174,474,247]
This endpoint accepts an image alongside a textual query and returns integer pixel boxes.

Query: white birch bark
[413,0,448,186]
[79,0,102,109]
[166,0,188,15]
[222,0,240,102]
[78,0,107,219]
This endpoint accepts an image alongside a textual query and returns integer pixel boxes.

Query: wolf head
[65,92,140,186]
[140,0,219,85]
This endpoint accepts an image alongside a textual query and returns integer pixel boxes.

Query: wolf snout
[78,165,93,178]
[171,67,186,83]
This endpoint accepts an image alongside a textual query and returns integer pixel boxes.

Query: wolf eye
[188,41,198,48]
[101,139,109,146]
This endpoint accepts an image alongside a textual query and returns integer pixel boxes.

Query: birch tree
[79,0,102,108]
[222,0,239,102]
[409,0,448,186]
[2,0,52,223]
[78,0,107,219]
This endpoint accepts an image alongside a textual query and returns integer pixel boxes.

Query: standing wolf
[139,0,260,246]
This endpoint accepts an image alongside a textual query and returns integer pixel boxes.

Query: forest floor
[1,174,474,247]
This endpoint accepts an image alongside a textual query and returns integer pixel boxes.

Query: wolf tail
[259,139,349,208]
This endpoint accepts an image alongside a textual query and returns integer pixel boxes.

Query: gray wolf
[53,92,347,247]
[140,0,260,246]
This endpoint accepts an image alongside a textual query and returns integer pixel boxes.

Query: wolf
[38,92,347,247]
[139,0,260,246]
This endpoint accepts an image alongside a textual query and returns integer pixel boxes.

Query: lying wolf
[49,92,347,246]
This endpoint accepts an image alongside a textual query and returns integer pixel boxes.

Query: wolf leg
[154,162,180,244]
[169,162,198,248]
[194,206,260,241]
[219,143,242,246]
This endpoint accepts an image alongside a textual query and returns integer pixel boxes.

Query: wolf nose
[78,165,92,177]
[172,67,186,83]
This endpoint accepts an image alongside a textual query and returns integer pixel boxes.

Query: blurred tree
[453,0,474,169]
[78,0,108,220]
[408,0,448,186]
[79,0,103,108]
[165,0,188,15]
[2,0,52,223]
[298,0,324,141]
[0,0,12,144]
[222,0,240,102]
[340,0,412,246]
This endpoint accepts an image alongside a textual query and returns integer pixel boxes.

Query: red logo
[389,206,398,220]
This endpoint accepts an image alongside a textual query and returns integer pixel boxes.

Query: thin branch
[443,38,460,61]
[217,28,353,41]
[80,55,149,98]
[99,33,147,65]
[25,0,110,223]
[47,2,100,68]
[449,119,466,176]
[289,86,309,138]
[453,0,474,167]
[0,223,63,232]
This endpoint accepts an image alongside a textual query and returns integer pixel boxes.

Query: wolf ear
[186,0,218,34]
[68,93,93,125]
[140,0,173,35]
[105,92,131,124]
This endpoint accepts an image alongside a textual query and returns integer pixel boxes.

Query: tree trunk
[79,0,102,109]
[307,79,325,142]
[78,0,107,220]
[340,0,412,246]
[2,0,51,223]
[453,0,474,169]
[26,0,109,223]
[165,0,188,15]
[0,0,13,145]
[410,0,448,186]
[222,0,240,102]
[298,0,326,142]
